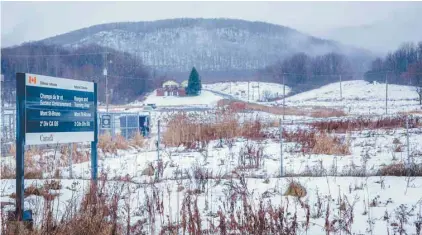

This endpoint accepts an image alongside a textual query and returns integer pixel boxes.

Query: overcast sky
[1,1,421,48]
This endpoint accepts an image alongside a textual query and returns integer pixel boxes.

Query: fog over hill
[40,18,372,73]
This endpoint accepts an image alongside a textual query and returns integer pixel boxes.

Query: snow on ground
[26,126,418,181]
[1,177,422,235]
[2,80,422,234]
[135,89,223,107]
[281,80,421,115]
[2,119,422,233]
[204,81,291,102]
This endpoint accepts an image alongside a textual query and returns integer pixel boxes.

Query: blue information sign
[15,73,98,221]
[21,73,96,144]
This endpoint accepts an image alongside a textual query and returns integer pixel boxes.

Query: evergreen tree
[186,67,201,96]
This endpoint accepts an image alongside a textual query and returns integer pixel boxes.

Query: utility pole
[406,115,410,167]
[385,72,388,115]
[157,120,160,161]
[252,82,255,101]
[339,74,343,100]
[282,73,286,120]
[155,120,161,180]
[279,119,284,177]
[1,75,4,142]
[104,51,109,113]
[248,81,250,101]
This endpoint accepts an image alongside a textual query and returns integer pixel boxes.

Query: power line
[2,52,109,58]
[108,75,148,80]
[278,71,422,77]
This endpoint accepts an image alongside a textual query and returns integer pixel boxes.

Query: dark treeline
[364,42,422,87]
[260,52,358,93]
[1,43,151,104]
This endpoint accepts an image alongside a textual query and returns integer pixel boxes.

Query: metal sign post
[91,83,98,181]
[15,73,97,221]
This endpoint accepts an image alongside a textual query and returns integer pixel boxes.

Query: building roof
[162,80,179,87]
[181,80,188,87]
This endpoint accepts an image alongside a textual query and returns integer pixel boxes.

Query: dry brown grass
[312,132,350,155]
[8,143,16,156]
[9,184,59,200]
[311,116,422,133]
[98,133,114,152]
[0,165,16,179]
[283,129,350,155]
[378,163,422,176]
[130,132,145,148]
[162,112,265,148]
[98,133,130,153]
[218,99,346,117]
[398,109,422,115]
[1,147,44,179]
[114,134,129,150]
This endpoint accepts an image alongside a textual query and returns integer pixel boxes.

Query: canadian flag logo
[28,76,37,84]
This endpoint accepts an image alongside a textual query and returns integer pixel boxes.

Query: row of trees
[261,52,355,91]
[1,43,151,104]
[261,42,422,103]
[364,42,422,104]
[364,42,422,85]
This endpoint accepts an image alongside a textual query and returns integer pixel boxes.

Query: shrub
[311,116,422,133]
[284,181,307,198]
[378,163,422,176]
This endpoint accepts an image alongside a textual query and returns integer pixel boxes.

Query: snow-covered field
[1,176,422,234]
[133,89,223,107]
[204,81,291,102]
[127,80,420,116]
[281,80,421,115]
[2,116,422,234]
[2,80,422,234]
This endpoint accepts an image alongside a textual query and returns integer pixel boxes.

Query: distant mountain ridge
[40,18,372,73]
[315,7,422,55]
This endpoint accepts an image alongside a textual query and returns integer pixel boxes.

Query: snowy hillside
[41,18,370,72]
[204,81,291,102]
[282,80,421,114]
[140,90,223,107]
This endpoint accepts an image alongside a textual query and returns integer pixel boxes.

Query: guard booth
[99,112,150,139]
[119,113,150,139]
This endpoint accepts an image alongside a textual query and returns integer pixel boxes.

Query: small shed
[181,80,189,88]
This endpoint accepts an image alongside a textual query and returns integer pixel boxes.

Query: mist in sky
[1,1,421,52]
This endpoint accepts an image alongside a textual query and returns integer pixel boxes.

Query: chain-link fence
[0,110,152,157]
[152,111,422,177]
[1,108,16,157]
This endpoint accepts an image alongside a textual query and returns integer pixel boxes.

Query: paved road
[202,88,239,101]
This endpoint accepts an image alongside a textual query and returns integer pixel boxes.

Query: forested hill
[40,18,371,73]
[1,43,151,104]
